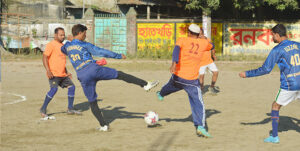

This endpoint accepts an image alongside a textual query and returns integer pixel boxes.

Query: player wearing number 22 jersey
[240,24,300,144]
[156,24,213,137]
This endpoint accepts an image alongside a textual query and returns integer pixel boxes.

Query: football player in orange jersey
[156,24,213,137]
[198,28,219,95]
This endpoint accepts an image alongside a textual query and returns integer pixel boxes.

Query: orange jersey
[199,38,213,66]
[43,40,67,77]
[174,37,213,80]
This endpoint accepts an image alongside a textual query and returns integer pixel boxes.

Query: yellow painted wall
[137,23,175,51]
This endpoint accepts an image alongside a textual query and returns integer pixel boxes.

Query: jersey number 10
[290,54,300,66]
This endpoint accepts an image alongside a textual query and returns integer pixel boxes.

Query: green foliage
[233,0,299,11]
[91,5,100,10]
[128,43,173,59]
[31,28,37,38]
[183,0,220,14]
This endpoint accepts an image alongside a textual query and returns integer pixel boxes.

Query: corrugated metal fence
[94,14,127,54]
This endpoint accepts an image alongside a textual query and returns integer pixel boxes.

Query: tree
[233,0,299,18]
[183,0,221,39]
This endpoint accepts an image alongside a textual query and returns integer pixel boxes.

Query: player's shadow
[101,106,145,124]
[73,99,103,112]
[241,113,300,133]
[160,109,221,131]
[47,99,103,116]
[74,100,146,124]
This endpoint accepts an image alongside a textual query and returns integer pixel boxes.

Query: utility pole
[82,0,85,18]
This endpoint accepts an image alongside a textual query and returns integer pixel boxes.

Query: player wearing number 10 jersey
[239,24,300,144]
[156,24,213,137]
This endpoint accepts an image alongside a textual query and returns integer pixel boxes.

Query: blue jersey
[246,40,300,90]
[61,39,122,71]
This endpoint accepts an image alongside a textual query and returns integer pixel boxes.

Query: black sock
[90,101,107,126]
[117,71,147,87]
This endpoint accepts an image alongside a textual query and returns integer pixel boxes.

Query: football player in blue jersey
[61,24,159,132]
[239,24,300,144]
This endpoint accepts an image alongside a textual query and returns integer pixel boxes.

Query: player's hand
[121,54,126,59]
[67,73,72,79]
[47,70,54,79]
[170,63,176,73]
[239,72,246,78]
[96,58,107,66]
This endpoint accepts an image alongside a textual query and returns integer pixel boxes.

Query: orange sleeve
[206,41,213,51]
[175,38,183,47]
[43,43,53,56]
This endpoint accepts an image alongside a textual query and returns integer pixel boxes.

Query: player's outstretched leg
[90,101,108,132]
[156,76,183,101]
[117,71,159,91]
[40,87,58,117]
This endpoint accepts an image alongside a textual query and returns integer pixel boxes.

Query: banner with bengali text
[137,23,175,51]
[223,23,300,55]
[176,23,223,55]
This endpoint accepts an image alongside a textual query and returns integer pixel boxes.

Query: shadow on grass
[241,113,300,134]
[72,101,220,130]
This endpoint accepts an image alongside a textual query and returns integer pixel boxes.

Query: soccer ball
[144,111,159,125]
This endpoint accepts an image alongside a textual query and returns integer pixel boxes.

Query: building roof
[117,0,178,6]
[66,0,120,13]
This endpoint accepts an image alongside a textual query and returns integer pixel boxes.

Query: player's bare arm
[42,54,54,79]
[65,68,72,79]
[211,49,217,61]
[170,61,176,73]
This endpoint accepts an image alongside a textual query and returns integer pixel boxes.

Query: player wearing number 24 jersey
[157,24,213,137]
[239,24,300,144]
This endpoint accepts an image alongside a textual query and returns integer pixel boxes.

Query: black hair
[72,24,87,36]
[54,27,64,34]
[272,24,287,37]
[188,29,200,36]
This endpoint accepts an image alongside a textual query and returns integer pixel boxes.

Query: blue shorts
[76,63,118,102]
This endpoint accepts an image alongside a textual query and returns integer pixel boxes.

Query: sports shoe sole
[145,81,159,91]
[196,131,212,138]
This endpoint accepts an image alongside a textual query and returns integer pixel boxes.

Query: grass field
[1,58,299,151]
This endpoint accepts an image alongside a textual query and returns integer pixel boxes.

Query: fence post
[126,7,137,55]
[84,8,94,43]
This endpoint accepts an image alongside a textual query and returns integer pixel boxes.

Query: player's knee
[68,85,75,97]
[272,102,281,110]
[47,87,58,98]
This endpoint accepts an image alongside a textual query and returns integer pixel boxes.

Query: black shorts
[49,76,74,88]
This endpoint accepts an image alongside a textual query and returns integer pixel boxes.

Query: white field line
[1,92,27,105]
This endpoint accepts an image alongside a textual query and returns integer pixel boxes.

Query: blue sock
[68,85,75,109]
[41,87,58,110]
[271,110,279,137]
